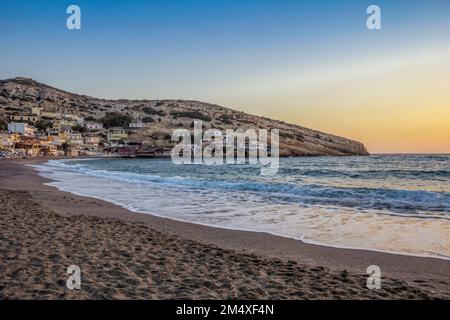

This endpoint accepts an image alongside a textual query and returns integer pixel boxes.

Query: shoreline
[1,158,449,299]
[32,162,450,261]
[30,157,450,261]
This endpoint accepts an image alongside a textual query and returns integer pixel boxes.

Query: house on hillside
[46,127,60,137]
[9,114,39,122]
[84,135,101,149]
[63,113,84,125]
[68,133,84,146]
[108,128,128,143]
[85,121,104,131]
[67,146,79,157]
[40,111,60,120]
[14,136,41,156]
[0,133,14,151]
[38,137,58,156]
[8,122,35,137]
[31,106,42,115]
[129,121,151,128]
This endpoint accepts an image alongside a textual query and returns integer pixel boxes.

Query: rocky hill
[0,77,369,156]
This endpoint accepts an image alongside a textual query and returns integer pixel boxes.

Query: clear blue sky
[1,0,449,152]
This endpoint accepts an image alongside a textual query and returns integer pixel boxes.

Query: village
[0,105,172,159]
[0,94,277,160]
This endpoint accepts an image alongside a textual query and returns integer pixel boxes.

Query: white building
[84,135,101,148]
[31,106,42,116]
[63,113,84,125]
[0,134,14,150]
[40,111,59,119]
[9,114,39,122]
[85,122,104,131]
[68,133,84,146]
[108,128,128,142]
[129,122,150,128]
[8,122,35,137]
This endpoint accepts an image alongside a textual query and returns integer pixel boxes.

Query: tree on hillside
[0,119,7,131]
[143,107,165,116]
[142,117,154,123]
[62,142,70,154]
[71,125,86,133]
[35,119,52,132]
[101,112,132,128]
[84,116,98,122]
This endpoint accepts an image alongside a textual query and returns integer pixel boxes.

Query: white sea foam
[32,156,450,259]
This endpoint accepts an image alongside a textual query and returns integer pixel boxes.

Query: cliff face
[0,77,369,156]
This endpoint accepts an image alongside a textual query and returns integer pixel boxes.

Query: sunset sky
[0,0,449,153]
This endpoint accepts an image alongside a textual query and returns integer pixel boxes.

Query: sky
[0,0,449,153]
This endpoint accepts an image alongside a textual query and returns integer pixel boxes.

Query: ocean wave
[37,160,450,217]
[282,168,450,180]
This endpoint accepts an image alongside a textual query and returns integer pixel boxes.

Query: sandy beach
[0,158,449,299]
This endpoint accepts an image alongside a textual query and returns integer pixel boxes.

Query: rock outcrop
[0,77,369,156]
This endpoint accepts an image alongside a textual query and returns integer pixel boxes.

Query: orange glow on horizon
[220,49,450,154]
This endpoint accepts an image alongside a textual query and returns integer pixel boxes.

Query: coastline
[0,158,449,299]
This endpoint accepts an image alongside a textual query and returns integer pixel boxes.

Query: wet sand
[0,158,448,299]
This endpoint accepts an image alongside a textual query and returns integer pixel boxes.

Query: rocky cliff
[0,77,369,156]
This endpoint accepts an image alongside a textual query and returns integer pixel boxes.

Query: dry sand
[0,158,449,299]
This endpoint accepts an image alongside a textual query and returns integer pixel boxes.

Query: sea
[33,154,450,259]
